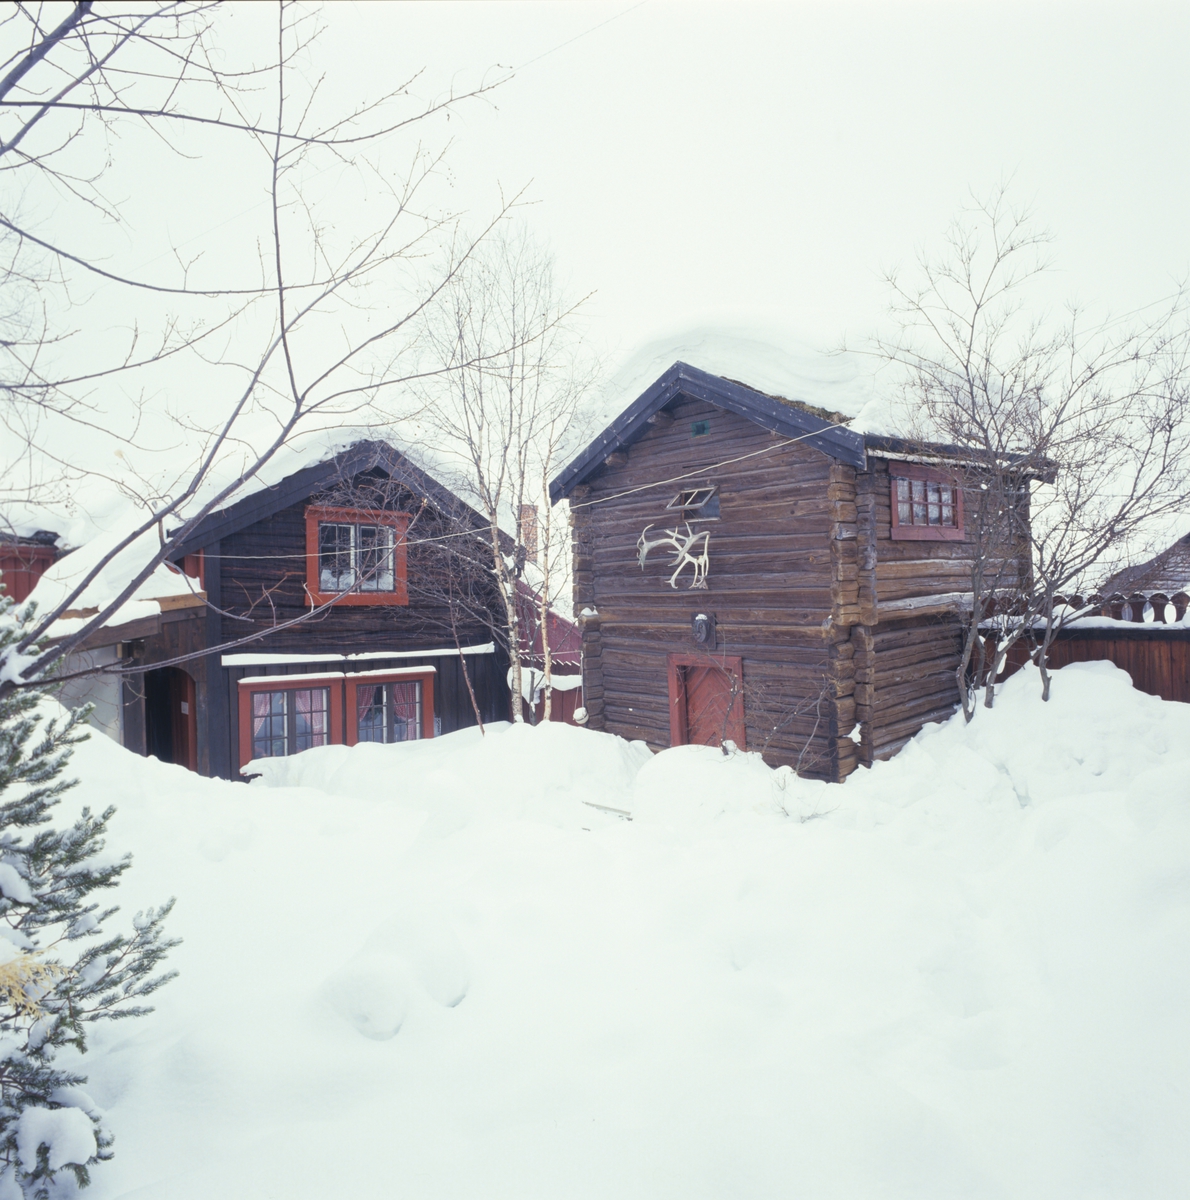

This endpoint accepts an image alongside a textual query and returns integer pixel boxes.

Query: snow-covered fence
[1052,591,1190,624]
[997,591,1190,704]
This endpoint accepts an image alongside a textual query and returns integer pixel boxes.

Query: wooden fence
[1001,590,1190,703]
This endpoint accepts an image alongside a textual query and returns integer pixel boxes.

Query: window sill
[889,525,966,542]
[306,588,409,607]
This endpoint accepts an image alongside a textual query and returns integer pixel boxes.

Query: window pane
[898,501,912,524]
[896,478,910,501]
[319,522,356,591]
[251,691,287,758]
[389,681,422,741]
[357,524,395,592]
[294,688,330,751]
[941,503,954,525]
[357,684,387,743]
[911,479,926,502]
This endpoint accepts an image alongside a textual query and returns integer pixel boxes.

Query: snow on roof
[581,327,905,448]
[17,421,519,639]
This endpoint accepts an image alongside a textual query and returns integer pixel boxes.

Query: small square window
[690,420,710,437]
[666,487,720,519]
[890,465,964,541]
[305,506,409,606]
[356,680,424,743]
[250,686,331,759]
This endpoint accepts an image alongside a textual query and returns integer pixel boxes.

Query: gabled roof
[549,362,867,503]
[1102,531,1190,596]
[170,440,488,558]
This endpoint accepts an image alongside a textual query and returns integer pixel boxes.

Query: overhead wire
[566,421,856,509]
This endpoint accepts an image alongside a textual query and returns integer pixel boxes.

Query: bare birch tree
[876,188,1190,713]
[419,229,591,722]
[0,2,515,698]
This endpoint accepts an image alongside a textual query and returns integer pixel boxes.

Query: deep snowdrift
[51,662,1190,1199]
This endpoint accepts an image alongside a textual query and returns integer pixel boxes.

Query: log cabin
[40,440,516,779]
[550,362,1028,781]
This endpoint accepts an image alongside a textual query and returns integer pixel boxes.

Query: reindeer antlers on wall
[637,523,710,589]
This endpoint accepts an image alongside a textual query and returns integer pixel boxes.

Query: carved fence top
[1053,591,1190,626]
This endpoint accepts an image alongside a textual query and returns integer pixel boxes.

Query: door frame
[666,652,745,750]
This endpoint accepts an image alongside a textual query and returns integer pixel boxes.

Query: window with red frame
[354,679,423,743]
[247,684,334,760]
[889,463,965,541]
[238,668,434,768]
[304,506,409,605]
[345,670,434,746]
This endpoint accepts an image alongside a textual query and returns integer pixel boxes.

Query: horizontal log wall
[572,398,842,778]
[854,458,982,760]
[570,435,1036,778]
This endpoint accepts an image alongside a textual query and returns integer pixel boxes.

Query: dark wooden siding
[854,457,1028,761]
[217,492,495,654]
[571,397,845,778]
[209,486,509,775]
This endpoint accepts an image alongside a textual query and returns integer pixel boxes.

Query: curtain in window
[390,680,421,740]
[252,691,287,758]
[355,680,422,743]
[356,683,387,743]
[294,688,330,751]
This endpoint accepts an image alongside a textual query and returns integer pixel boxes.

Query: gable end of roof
[549,362,866,503]
[169,440,485,558]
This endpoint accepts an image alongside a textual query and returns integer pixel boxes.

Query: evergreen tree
[0,594,177,1198]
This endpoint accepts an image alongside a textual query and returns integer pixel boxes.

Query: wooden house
[46,440,513,779]
[550,362,1022,781]
[0,531,60,603]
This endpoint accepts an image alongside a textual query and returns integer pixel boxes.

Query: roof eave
[169,440,489,558]
[549,362,866,504]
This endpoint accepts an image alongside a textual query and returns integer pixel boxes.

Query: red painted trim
[237,675,345,769]
[181,551,205,588]
[666,652,745,750]
[304,505,410,606]
[0,545,56,603]
[344,669,436,746]
[889,462,966,542]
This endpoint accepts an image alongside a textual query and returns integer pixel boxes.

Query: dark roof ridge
[549,361,867,503]
[169,438,488,558]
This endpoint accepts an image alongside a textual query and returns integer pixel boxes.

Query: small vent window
[690,420,710,437]
[666,487,720,519]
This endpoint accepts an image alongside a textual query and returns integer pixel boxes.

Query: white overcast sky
[9,0,1190,539]
[360,0,1190,357]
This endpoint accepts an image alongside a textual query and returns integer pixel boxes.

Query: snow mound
[630,744,833,825]
[44,662,1190,1199]
[249,720,653,830]
[323,914,470,1041]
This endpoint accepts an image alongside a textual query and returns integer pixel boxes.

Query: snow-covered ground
[54,661,1190,1199]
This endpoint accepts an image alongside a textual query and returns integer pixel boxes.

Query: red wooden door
[668,655,745,749]
[169,669,198,773]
